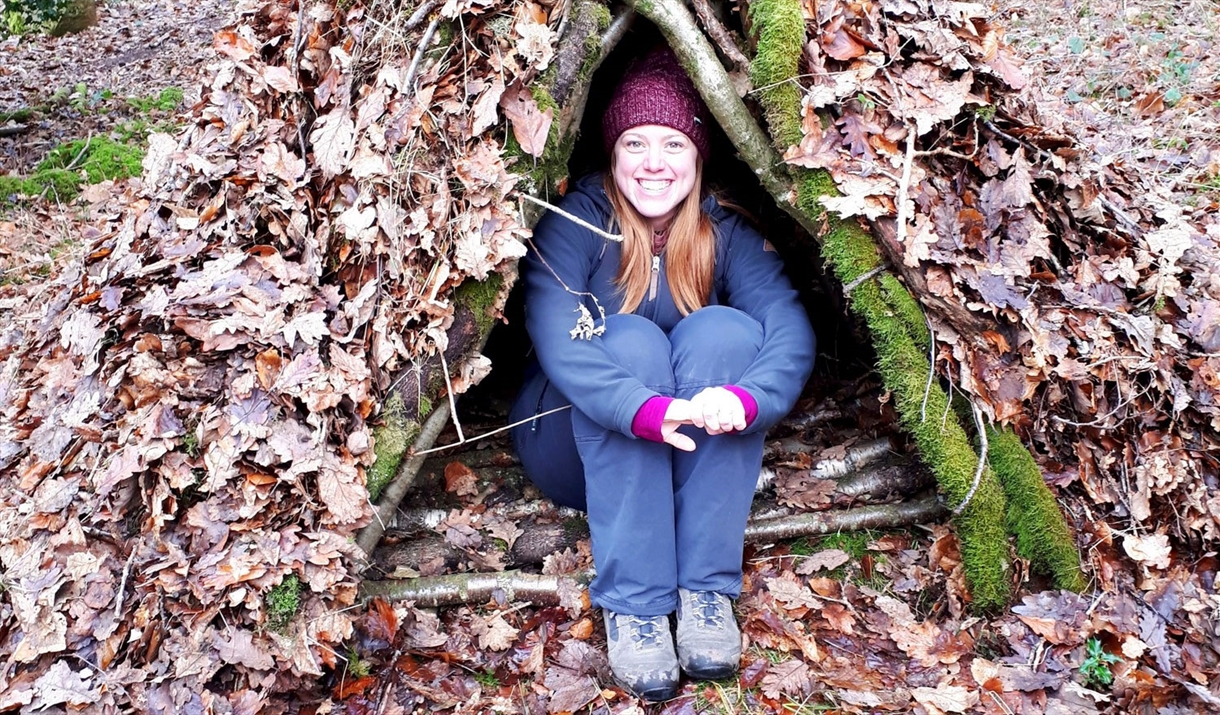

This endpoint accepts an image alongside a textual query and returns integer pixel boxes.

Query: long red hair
[603,157,716,315]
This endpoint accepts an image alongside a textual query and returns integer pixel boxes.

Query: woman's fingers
[690,387,745,434]
[664,429,697,452]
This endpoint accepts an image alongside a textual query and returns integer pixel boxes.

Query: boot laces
[621,615,666,650]
[693,592,726,628]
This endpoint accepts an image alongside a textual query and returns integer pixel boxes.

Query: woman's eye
[666,141,685,150]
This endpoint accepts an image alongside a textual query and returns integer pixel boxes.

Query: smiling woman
[508,46,816,701]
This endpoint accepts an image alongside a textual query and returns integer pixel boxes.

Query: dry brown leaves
[784,0,1220,544]
[0,0,541,708]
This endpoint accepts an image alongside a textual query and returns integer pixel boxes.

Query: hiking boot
[675,588,741,680]
[603,610,679,701]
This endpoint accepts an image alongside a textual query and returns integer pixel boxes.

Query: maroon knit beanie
[602,47,712,159]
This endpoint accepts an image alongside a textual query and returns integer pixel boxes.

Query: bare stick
[114,547,138,620]
[366,495,946,606]
[403,0,440,33]
[518,193,622,241]
[841,264,888,295]
[436,344,465,444]
[764,437,893,477]
[920,312,936,422]
[356,401,453,557]
[951,402,988,516]
[745,494,945,542]
[0,124,29,137]
[895,127,916,248]
[689,0,750,71]
[360,570,592,608]
[410,403,571,457]
[405,17,441,95]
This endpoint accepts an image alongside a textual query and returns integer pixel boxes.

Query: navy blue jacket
[522,173,816,437]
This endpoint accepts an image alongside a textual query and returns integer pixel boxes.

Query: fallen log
[371,460,931,574]
[362,494,945,607]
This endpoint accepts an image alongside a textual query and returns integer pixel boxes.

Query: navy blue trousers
[510,306,767,616]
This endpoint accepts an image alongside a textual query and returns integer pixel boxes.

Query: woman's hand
[660,399,698,452]
[658,388,747,451]
[687,387,747,435]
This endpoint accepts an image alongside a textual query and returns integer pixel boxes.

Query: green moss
[748,0,1010,609]
[367,392,419,501]
[748,0,805,148]
[453,273,504,336]
[827,244,1011,609]
[0,107,37,123]
[987,427,1087,592]
[265,574,302,633]
[880,274,930,347]
[0,167,81,203]
[37,136,144,185]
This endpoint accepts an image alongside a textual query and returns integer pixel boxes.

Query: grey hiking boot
[603,610,679,701]
[675,588,742,680]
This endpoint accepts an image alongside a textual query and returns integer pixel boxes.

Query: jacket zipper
[648,255,661,301]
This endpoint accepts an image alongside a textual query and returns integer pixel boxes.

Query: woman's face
[611,124,699,232]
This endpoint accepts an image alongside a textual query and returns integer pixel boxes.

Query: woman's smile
[612,125,699,231]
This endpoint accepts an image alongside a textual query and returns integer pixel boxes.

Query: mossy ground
[1,87,182,206]
[265,574,302,633]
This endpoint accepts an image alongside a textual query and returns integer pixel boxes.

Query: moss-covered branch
[741,0,1012,609]
[986,427,1087,591]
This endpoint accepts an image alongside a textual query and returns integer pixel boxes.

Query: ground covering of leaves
[0,0,1217,713]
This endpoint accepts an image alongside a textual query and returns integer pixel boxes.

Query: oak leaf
[499,84,553,158]
[760,658,813,700]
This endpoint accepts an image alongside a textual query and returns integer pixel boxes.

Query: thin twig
[64,132,94,172]
[403,0,440,33]
[518,193,622,241]
[895,126,916,247]
[920,312,936,422]
[405,17,441,95]
[436,344,465,444]
[952,401,988,516]
[114,547,137,620]
[841,264,888,295]
[411,403,572,457]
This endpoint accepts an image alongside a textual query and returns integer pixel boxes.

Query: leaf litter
[0,0,1217,712]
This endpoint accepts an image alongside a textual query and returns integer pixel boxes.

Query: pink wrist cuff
[724,385,758,429]
[631,395,673,443]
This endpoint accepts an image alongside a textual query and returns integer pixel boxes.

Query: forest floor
[0,0,1218,713]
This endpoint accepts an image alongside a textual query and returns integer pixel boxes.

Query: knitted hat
[602,47,712,159]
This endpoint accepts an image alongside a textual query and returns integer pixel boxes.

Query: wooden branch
[356,401,453,557]
[0,124,29,137]
[556,8,633,147]
[360,570,592,608]
[364,494,945,607]
[744,493,945,542]
[622,0,824,240]
[690,0,750,72]
[764,436,894,477]
[372,462,930,573]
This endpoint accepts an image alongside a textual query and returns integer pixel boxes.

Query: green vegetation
[1,87,183,207]
[3,0,65,35]
[749,0,1012,610]
[453,274,505,337]
[265,574,303,633]
[345,647,371,678]
[986,427,1087,591]
[1079,637,1123,689]
[474,669,500,688]
[367,392,420,500]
